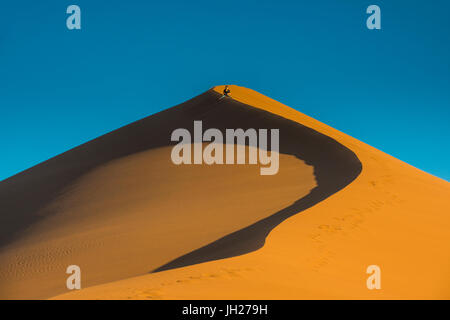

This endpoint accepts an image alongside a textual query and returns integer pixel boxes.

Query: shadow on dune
[0,89,361,276]
[152,93,362,273]
[153,188,332,272]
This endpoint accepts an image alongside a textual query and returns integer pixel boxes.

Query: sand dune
[0,86,360,299]
[1,85,449,299]
[0,145,318,299]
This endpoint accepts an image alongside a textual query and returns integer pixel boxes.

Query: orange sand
[52,85,450,299]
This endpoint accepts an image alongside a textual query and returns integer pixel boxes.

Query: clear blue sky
[1,0,449,181]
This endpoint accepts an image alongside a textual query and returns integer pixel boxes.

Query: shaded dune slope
[153,93,362,272]
[0,89,361,298]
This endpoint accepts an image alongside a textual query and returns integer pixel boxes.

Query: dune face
[0,88,361,299]
[0,147,315,299]
[52,86,450,300]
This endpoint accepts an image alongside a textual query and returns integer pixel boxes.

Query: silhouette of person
[223,85,231,97]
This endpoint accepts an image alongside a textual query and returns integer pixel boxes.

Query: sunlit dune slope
[55,85,450,300]
[0,86,361,299]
